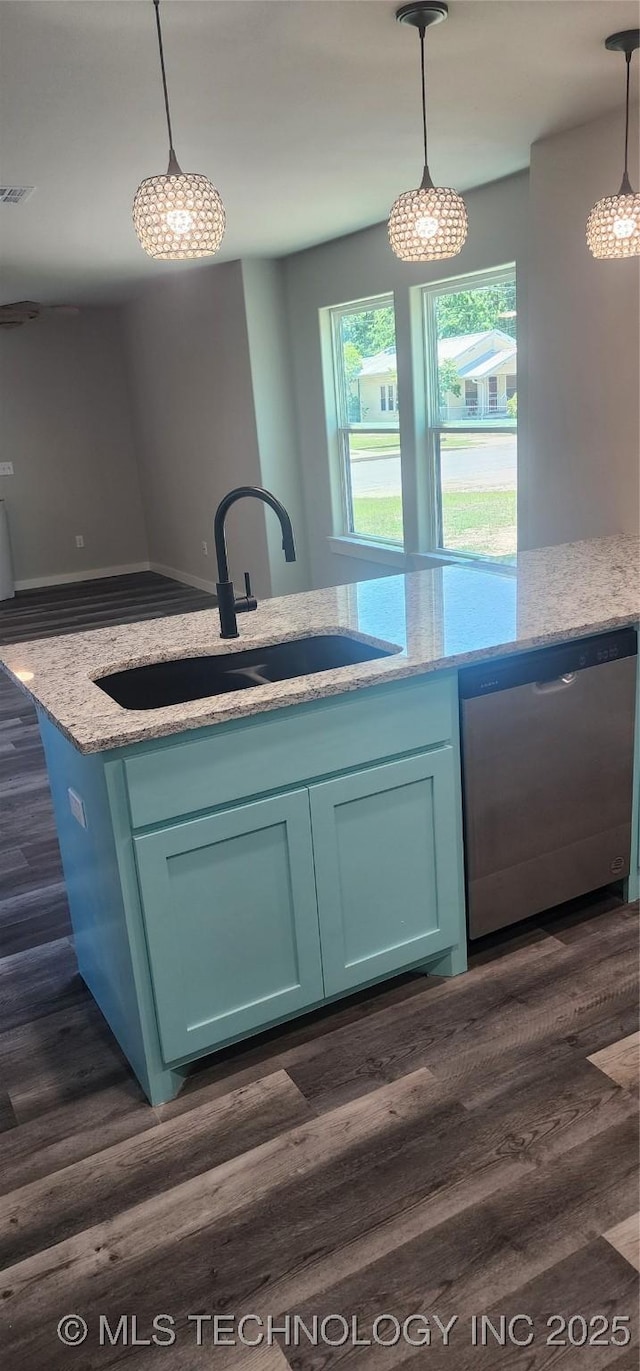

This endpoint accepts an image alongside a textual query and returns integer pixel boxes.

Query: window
[329,296,403,545]
[378,383,397,413]
[424,267,517,564]
[323,269,517,567]
[464,380,478,415]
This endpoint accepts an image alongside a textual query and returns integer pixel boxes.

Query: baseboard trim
[14,562,152,591]
[14,560,218,597]
[149,561,217,596]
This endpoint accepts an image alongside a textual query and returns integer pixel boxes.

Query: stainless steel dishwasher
[460,628,637,938]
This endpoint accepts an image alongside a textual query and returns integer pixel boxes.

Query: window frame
[421,263,517,565]
[328,293,403,547]
[321,267,518,573]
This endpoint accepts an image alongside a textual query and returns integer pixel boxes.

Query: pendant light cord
[420,26,428,168]
[419,25,433,190]
[621,50,632,192]
[153,0,179,172]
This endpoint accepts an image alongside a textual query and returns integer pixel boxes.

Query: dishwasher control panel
[460,627,637,699]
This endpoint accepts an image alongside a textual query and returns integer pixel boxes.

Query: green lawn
[349,431,501,455]
[350,432,400,453]
[352,495,404,542]
[352,490,516,560]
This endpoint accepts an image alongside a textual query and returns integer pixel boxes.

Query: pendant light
[586,29,640,259]
[388,2,467,263]
[133,0,225,260]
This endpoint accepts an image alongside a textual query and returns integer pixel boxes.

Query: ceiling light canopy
[586,29,640,260]
[388,2,467,263]
[133,0,225,261]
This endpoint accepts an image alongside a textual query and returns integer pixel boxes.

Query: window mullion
[338,429,354,533]
[423,291,441,553]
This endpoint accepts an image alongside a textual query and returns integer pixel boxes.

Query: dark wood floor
[0,570,214,645]
[0,575,638,1369]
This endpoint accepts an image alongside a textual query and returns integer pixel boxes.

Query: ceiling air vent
[0,186,35,205]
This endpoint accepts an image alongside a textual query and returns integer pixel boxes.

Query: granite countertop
[0,534,638,754]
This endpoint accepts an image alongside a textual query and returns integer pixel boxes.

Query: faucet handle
[235,571,257,616]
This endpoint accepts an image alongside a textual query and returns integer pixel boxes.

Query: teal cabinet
[134,790,325,1062]
[37,672,467,1104]
[310,749,460,995]
[134,743,464,1062]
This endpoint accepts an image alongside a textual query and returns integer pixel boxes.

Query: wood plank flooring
[604,1214,640,1273]
[0,573,638,1369]
[589,1033,640,1093]
[0,570,214,645]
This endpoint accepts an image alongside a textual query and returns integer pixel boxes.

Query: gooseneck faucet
[214,486,296,639]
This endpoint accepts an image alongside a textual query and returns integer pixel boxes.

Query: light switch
[0,463,14,477]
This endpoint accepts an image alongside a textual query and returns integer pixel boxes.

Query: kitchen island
[1,534,638,1104]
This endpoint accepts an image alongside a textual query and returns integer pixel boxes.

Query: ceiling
[1,0,638,304]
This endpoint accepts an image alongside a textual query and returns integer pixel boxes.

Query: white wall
[283,171,530,588]
[524,106,640,549]
[241,259,310,594]
[124,261,274,598]
[0,309,147,586]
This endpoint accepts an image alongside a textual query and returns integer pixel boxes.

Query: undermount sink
[94,634,399,711]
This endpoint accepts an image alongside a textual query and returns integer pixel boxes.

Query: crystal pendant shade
[132,169,226,260]
[586,190,640,259]
[388,5,466,264]
[586,31,640,260]
[388,183,468,262]
[133,1,225,261]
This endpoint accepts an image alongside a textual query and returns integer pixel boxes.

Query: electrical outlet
[0,462,14,477]
[201,541,208,556]
[68,787,87,829]
[75,534,84,549]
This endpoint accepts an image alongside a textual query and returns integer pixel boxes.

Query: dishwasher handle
[532,672,577,694]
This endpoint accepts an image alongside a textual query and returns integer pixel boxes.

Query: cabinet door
[134,790,324,1062]
[310,749,463,995]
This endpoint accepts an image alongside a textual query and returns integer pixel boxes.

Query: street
[350,438,517,497]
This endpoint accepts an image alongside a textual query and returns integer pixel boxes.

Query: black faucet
[213,486,296,639]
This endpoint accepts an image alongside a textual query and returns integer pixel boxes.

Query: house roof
[357,347,397,378]
[358,329,516,381]
[437,332,489,360]
[458,344,517,379]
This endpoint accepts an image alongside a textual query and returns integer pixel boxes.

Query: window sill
[327,536,407,569]
[327,537,517,578]
[411,551,517,577]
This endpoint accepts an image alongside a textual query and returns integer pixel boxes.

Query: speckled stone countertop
[1,534,638,754]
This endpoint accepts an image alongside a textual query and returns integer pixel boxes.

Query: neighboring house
[353,330,516,423]
[438,328,517,420]
[355,347,399,422]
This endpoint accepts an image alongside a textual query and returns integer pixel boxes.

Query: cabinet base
[147,941,468,1106]
[424,943,468,977]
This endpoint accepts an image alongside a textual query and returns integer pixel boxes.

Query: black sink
[94,634,398,711]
